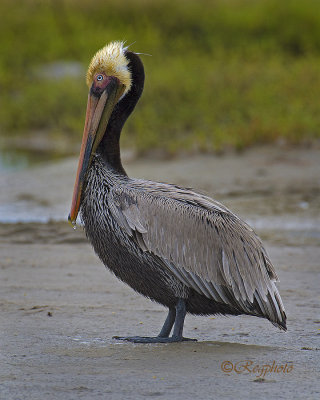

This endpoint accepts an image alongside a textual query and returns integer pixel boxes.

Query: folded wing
[108,179,286,329]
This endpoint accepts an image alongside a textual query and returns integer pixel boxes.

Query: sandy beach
[1,146,319,399]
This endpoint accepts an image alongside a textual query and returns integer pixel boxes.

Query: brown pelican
[69,42,286,343]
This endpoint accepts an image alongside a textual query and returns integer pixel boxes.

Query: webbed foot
[112,335,197,343]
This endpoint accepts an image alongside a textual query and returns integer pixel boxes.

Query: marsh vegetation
[0,0,319,160]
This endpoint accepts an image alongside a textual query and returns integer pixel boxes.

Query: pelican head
[69,41,131,225]
[86,41,132,94]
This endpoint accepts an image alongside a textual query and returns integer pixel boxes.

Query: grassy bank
[0,0,320,156]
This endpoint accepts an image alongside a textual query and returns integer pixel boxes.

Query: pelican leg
[158,307,176,337]
[113,299,197,343]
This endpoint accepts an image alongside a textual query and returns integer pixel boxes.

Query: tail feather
[252,284,287,331]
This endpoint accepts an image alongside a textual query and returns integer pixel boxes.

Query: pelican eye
[97,74,104,81]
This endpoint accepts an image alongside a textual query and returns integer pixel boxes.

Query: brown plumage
[69,42,286,343]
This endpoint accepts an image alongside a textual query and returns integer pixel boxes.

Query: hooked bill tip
[68,214,77,229]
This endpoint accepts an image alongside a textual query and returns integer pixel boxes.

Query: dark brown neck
[97,51,145,175]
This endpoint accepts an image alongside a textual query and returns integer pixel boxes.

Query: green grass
[0,0,320,156]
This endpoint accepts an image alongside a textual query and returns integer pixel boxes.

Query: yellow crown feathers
[86,41,132,95]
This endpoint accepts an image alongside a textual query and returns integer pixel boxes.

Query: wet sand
[1,146,320,399]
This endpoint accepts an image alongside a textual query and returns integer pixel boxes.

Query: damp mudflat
[0,146,319,399]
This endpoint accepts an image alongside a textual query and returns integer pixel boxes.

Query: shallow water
[1,147,319,399]
[1,239,319,399]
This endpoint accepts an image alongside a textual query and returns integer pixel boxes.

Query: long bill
[68,82,125,226]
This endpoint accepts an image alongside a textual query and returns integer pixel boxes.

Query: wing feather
[108,180,286,328]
